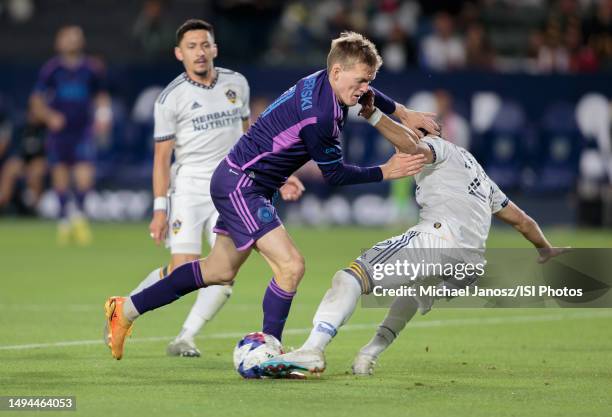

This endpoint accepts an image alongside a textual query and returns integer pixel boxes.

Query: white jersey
[153,68,250,181]
[411,137,509,249]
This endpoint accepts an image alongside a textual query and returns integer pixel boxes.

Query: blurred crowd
[0,0,611,72]
[0,0,611,225]
[261,0,612,72]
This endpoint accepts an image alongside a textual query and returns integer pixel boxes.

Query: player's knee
[214,268,239,284]
[332,269,357,289]
[203,260,239,285]
[278,253,305,287]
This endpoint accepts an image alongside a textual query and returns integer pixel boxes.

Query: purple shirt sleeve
[87,59,108,95]
[300,122,383,186]
[33,60,56,94]
[369,86,396,115]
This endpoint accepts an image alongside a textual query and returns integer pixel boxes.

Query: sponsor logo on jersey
[192,108,241,131]
[191,101,202,110]
[225,89,237,104]
[172,219,182,235]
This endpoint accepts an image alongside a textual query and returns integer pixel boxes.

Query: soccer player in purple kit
[104,31,440,362]
[30,25,112,245]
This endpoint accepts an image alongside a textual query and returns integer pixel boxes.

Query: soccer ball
[233,332,283,379]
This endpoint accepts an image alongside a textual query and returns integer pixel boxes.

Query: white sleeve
[240,76,250,120]
[489,179,510,214]
[153,99,176,142]
[422,136,449,166]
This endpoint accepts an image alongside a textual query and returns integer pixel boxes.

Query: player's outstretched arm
[359,91,435,161]
[494,201,570,263]
[367,87,440,138]
[393,104,440,138]
[149,139,174,245]
[380,152,426,180]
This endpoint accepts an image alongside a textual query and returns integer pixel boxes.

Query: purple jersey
[34,57,106,140]
[227,69,395,190]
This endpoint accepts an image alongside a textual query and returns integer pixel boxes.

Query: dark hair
[176,19,214,46]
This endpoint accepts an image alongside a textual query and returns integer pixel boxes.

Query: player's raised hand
[381,153,426,180]
[537,246,572,264]
[149,211,168,246]
[358,90,376,119]
[280,175,306,201]
[395,105,440,138]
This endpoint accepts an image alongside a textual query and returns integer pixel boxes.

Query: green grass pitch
[1,220,611,416]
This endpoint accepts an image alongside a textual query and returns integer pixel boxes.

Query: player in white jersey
[128,19,304,357]
[262,92,568,376]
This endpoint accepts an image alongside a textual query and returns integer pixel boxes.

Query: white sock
[302,270,362,351]
[130,267,163,296]
[123,297,140,322]
[360,295,418,358]
[179,285,233,341]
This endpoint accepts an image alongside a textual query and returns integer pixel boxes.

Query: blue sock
[262,278,295,341]
[57,191,69,220]
[75,190,88,214]
[131,260,205,315]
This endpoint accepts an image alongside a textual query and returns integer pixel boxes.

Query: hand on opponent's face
[357,90,376,119]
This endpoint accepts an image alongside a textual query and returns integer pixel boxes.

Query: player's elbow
[396,141,417,155]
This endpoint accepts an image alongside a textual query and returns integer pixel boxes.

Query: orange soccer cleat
[103,296,133,360]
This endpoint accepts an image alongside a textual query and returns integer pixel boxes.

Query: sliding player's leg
[263,230,435,375]
[267,267,364,375]
[353,240,480,375]
[352,295,419,376]
[105,233,250,360]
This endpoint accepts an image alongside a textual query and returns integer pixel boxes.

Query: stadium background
[1,1,611,417]
[0,0,611,226]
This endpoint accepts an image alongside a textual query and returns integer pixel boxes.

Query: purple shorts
[211,157,282,251]
[46,134,95,166]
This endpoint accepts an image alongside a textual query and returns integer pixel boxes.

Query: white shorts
[166,175,218,255]
[348,229,479,294]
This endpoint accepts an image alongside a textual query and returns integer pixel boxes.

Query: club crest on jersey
[172,219,182,234]
[225,89,237,104]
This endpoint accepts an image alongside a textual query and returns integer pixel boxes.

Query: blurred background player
[264,96,569,376]
[30,25,112,245]
[128,19,305,357]
[0,105,47,214]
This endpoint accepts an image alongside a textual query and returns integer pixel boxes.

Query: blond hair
[327,31,383,72]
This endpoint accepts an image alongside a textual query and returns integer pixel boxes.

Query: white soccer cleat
[167,337,201,357]
[351,352,377,376]
[262,348,326,377]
